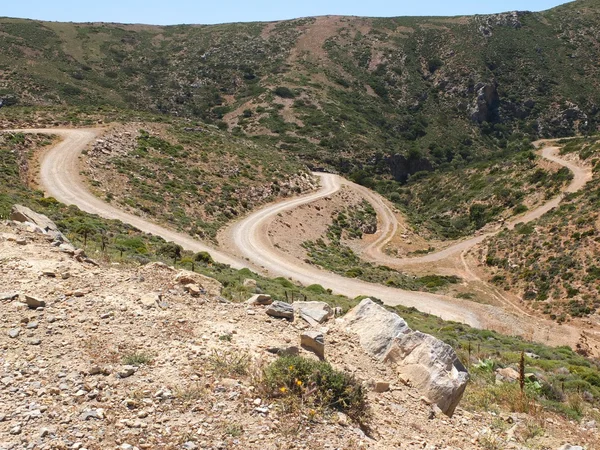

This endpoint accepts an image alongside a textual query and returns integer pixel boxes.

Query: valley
[3,2,600,447]
[10,127,598,356]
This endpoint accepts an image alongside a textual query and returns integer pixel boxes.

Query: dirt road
[359,145,593,267]
[8,128,593,349]
[16,128,244,269]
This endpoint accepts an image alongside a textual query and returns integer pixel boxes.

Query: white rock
[293,301,334,324]
[344,299,468,417]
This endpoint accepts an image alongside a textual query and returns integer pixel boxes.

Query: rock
[183,442,198,450]
[117,366,136,378]
[8,328,20,338]
[140,293,160,309]
[469,82,500,123]
[267,346,300,356]
[10,205,66,241]
[293,301,333,324]
[79,409,104,420]
[525,352,540,360]
[173,270,222,296]
[301,331,325,359]
[184,284,202,297]
[243,278,257,289]
[495,367,520,384]
[16,237,27,245]
[59,243,76,254]
[88,366,109,376]
[558,446,584,450]
[525,372,538,383]
[26,321,38,329]
[374,381,390,393]
[24,295,46,309]
[344,299,468,417]
[42,270,56,277]
[0,292,19,301]
[28,338,41,345]
[246,294,272,306]
[265,301,294,319]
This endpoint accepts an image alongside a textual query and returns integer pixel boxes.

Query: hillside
[479,137,600,324]
[2,218,600,449]
[1,1,600,182]
[82,123,315,241]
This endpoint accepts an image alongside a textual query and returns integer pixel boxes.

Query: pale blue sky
[3,1,571,25]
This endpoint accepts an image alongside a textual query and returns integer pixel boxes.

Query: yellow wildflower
[279,387,288,394]
[295,379,303,387]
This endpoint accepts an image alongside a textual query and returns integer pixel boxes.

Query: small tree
[75,221,96,248]
[180,256,195,272]
[159,242,183,265]
[194,251,214,265]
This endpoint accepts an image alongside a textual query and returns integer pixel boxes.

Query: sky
[2,1,571,25]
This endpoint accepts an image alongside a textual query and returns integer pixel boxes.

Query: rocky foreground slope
[0,214,596,449]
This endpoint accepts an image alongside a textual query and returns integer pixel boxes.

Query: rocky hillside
[479,137,600,324]
[2,212,600,449]
[389,147,572,239]
[1,1,600,179]
[82,123,315,241]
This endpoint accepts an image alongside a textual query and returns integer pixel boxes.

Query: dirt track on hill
[15,128,243,268]
[9,127,596,351]
[359,144,593,267]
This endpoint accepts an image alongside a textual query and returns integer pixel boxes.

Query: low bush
[122,352,153,367]
[262,355,368,424]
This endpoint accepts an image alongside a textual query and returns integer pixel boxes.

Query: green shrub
[273,86,296,98]
[263,355,368,424]
[122,352,152,366]
[306,284,327,294]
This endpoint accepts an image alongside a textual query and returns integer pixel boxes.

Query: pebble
[0,292,19,301]
[117,366,137,378]
[8,328,20,338]
[79,409,104,421]
[24,295,46,309]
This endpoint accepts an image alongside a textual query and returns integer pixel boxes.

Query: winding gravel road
[7,128,593,345]
[360,143,593,267]
[17,128,243,269]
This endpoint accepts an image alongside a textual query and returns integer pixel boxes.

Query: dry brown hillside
[1,215,599,449]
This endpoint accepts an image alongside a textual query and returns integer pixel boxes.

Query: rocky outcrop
[344,299,469,417]
[10,205,68,243]
[469,82,500,123]
[478,11,526,37]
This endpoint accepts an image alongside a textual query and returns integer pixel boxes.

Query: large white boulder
[10,204,59,233]
[344,298,468,417]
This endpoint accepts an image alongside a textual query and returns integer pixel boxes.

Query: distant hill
[1,1,599,178]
